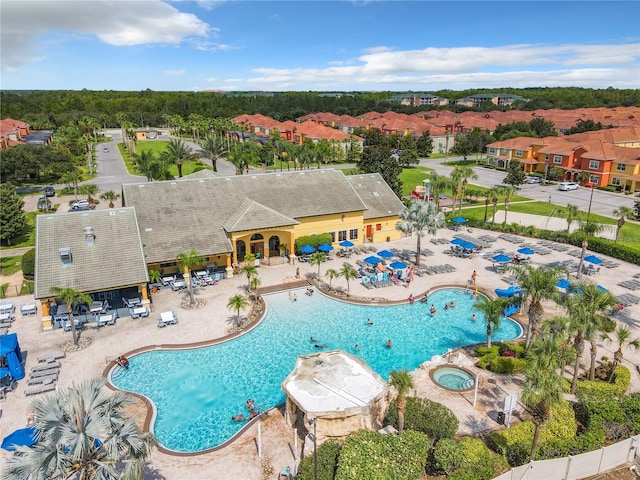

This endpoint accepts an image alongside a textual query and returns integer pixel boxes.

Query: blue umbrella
[597,285,608,292]
[452,216,467,224]
[364,256,382,265]
[339,240,354,248]
[517,247,535,256]
[492,254,511,263]
[377,250,394,259]
[389,261,407,270]
[2,427,38,451]
[299,245,315,254]
[318,244,334,252]
[451,238,476,249]
[556,279,571,289]
[584,255,603,265]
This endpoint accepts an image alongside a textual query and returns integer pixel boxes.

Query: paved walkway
[1,226,639,479]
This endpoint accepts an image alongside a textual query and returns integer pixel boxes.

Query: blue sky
[1,0,639,91]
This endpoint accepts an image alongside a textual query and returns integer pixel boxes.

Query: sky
[1,0,639,92]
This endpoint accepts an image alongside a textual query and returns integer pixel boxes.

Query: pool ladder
[462,378,475,389]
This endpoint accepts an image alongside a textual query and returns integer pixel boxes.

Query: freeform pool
[110,288,521,453]
[431,367,475,391]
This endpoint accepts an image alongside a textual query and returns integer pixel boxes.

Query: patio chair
[37,352,65,363]
[25,382,57,396]
[27,373,58,386]
[31,361,61,373]
[129,308,140,319]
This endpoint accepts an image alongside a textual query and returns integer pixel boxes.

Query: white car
[525,177,543,184]
[70,199,91,211]
[558,182,579,191]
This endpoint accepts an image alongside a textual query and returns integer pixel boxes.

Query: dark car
[43,186,55,197]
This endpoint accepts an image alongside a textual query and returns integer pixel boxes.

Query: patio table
[90,302,104,313]
[127,298,141,306]
[132,307,148,316]
[195,271,207,277]
[0,313,12,323]
[21,303,37,315]
[161,276,175,285]
[172,280,187,290]
[0,303,15,315]
[160,311,174,322]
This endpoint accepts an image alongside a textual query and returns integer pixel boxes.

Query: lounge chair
[37,352,65,363]
[25,382,57,396]
[31,361,61,372]
[30,367,60,378]
[27,373,58,385]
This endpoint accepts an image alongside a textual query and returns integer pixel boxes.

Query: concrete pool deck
[1,224,639,479]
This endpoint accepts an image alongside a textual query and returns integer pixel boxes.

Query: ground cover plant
[474,342,528,374]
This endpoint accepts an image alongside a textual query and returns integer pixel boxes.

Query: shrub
[21,248,35,279]
[296,439,342,480]
[621,393,640,434]
[493,356,528,374]
[334,430,430,480]
[295,233,334,252]
[433,437,508,480]
[385,397,458,442]
[575,366,631,398]
[473,342,527,373]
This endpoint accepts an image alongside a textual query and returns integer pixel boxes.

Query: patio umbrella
[339,240,354,248]
[299,245,315,254]
[377,249,394,259]
[597,285,608,292]
[584,255,603,265]
[318,244,334,252]
[556,279,571,290]
[492,254,511,263]
[364,256,382,265]
[389,261,407,270]
[451,238,476,249]
[517,247,535,256]
[452,216,467,224]
[2,427,37,451]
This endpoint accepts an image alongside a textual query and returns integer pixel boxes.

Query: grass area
[0,212,37,250]
[0,255,23,276]
[399,167,434,195]
[118,141,208,177]
[136,140,169,155]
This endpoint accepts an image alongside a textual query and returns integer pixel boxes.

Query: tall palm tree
[566,283,617,380]
[396,200,445,266]
[50,287,92,346]
[79,184,99,205]
[612,206,633,243]
[540,315,576,376]
[339,264,358,295]
[3,377,157,480]
[568,310,588,394]
[502,186,517,224]
[453,166,478,216]
[388,369,414,436]
[199,134,228,172]
[249,276,262,297]
[561,204,581,233]
[239,264,258,291]
[309,252,326,275]
[427,172,451,211]
[601,325,640,382]
[163,138,197,178]
[522,337,563,462]
[177,250,204,306]
[473,295,510,348]
[99,190,120,208]
[227,294,249,326]
[482,187,500,223]
[491,191,500,225]
[325,268,339,286]
[576,221,604,280]
[508,265,562,350]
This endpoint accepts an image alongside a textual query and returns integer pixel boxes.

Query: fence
[0,283,34,298]
[493,435,639,480]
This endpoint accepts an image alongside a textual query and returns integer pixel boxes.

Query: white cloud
[1,0,209,71]
[191,39,239,51]
[163,69,187,75]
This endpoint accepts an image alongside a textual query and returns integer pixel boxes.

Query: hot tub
[430,366,475,391]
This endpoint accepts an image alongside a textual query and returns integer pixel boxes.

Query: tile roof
[35,208,148,299]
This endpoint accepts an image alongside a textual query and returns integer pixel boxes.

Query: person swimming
[430,305,436,316]
[386,339,392,348]
[472,314,477,321]
[116,356,129,369]
[444,304,449,311]
[314,343,328,349]
[232,414,246,422]
[367,318,373,325]
[355,344,360,352]
[450,300,456,308]
[310,336,318,342]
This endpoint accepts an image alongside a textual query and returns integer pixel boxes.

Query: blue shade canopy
[318,244,334,252]
[364,256,382,265]
[389,261,407,269]
[584,255,603,264]
[556,279,571,289]
[517,247,535,255]
[339,240,354,248]
[452,216,467,223]
[299,245,316,254]
[451,238,476,250]
[492,254,511,263]
[2,427,38,451]
[377,250,394,258]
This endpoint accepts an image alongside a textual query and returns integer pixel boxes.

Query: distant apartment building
[387,93,450,107]
[455,93,528,108]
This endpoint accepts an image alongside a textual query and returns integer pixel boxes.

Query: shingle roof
[122,169,369,264]
[35,208,148,299]
[223,199,299,233]
[345,173,405,220]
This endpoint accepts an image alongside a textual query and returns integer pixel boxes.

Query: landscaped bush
[621,393,640,434]
[385,397,458,442]
[575,383,638,441]
[21,248,35,280]
[295,233,333,252]
[334,430,430,480]
[432,437,508,480]
[474,342,527,374]
[575,366,631,398]
[296,439,342,480]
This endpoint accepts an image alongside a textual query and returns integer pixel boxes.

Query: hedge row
[21,248,35,280]
[385,397,459,442]
[474,342,528,374]
[295,233,333,252]
[575,365,631,398]
[432,437,509,480]
[296,439,342,480]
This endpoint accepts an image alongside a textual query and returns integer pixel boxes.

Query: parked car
[43,186,55,197]
[558,182,579,191]
[70,199,93,211]
[103,147,109,152]
[525,176,543,184]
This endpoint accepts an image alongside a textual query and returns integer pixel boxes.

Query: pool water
[432,367,475,390]
[111,288,521,452]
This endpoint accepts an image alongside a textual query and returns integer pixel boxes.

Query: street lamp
[308,417,317,480]
[576,182,596,279]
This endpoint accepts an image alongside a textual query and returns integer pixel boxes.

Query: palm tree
[568,310,588,394]
[339,264,358,295]
[522,337,563,462]
[61,170,81,200]
[239,264,258,291]
[388,369,414,436]
[79,183,100,205]
[491,191,500,225]
[249,276,262,297]
[309,252,326,275]
[482,187,500,223]
[601,325,640,382]
[540,315,576,376]
[428,172,451,211]
[453,166,478,216]
[502,186,517,224]
[177,250,204,306]
[227,294,249,326]
[561,204,581,233]
[3,377,157,480]
[612,206,633,242]
[199,134,228,172]
[148,269,161,289]
[396,200,445,266]
[325,268,339,286]
[163,138,197,178]
[473,295,510,348]
[50,287,92,346]
[99,190,120,208]
[566,283,617,380]
[508,265,562,350]
[576,220,604,280]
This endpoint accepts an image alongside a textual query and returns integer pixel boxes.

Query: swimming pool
[110,288,521,453]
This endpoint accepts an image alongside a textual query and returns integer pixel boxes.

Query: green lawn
[0,255,23,276]
[119,141,209,177]
[399,167,434,195]
[0,212,37,250]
